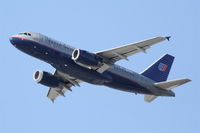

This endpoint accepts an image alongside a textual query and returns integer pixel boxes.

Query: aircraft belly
[12,38,57,63]
[46,54,112,85]
[53,61,112,85]
[12,38,109,85]
[44,52,113,85]
[104,71,153,95]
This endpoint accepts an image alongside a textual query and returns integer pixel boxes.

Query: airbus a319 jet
[9,32,191,102]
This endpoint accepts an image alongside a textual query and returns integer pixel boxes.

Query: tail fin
[144,78,191,103]
[141,54,174,82]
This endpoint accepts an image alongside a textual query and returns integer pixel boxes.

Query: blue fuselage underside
[11,37,153,95]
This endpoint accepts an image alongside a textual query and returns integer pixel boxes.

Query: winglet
[165,36,171,41]
[51,99,55,103]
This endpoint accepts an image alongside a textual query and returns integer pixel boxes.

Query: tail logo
[158,63,168,71]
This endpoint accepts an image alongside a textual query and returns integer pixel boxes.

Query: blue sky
[0,0,199,132]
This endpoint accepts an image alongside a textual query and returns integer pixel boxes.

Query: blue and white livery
[9,32,191,102]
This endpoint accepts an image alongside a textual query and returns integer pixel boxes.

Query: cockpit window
[19,32,31,36]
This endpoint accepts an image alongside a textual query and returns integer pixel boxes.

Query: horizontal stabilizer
[144,95,157,103]
[154,78,191,90]
[144,78,191,103]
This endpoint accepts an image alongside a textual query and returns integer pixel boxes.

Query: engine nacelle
[72,49,103,69]
[33,71,60,88]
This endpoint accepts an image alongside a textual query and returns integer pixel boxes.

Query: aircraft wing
[96,36,170,63]
[47,70,81,102]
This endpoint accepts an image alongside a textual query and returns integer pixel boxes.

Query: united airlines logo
[158,63,168,71]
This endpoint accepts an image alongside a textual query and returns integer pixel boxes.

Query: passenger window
[24,33,28,35]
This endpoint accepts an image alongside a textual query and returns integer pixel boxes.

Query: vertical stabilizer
[141,54,174,82]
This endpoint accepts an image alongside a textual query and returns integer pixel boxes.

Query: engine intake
[72,49,103,69]
[33,70,60,88]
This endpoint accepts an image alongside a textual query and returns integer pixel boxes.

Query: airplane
[9,32,191,103]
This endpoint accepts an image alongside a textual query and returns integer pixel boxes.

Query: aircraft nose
[9,36,13,43]
[9,35,18,46]
[9,36,14,44]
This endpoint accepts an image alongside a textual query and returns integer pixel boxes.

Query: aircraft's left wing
[47,70,81,102]
[96,36,170,63]
[95,36,170,73]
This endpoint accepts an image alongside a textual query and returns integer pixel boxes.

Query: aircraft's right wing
[47,87,69,102]
[47,70,81,102]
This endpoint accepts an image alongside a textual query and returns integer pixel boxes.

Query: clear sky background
[0,0,199,133]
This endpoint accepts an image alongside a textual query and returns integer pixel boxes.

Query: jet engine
[33,70,60,88]
[72,49,103,69]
